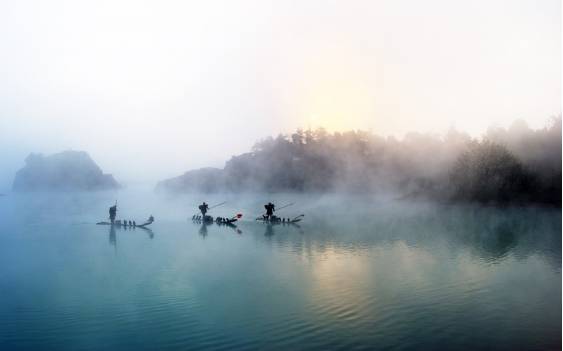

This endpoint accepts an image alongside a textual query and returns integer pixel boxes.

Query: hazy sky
[0,0,560,189]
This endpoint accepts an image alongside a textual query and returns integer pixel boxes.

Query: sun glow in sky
[278,46,378,132]
[0,0,560,189]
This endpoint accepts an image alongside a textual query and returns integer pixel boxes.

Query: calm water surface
[0,193,560,350]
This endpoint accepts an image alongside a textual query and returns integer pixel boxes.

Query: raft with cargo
[255,214,304,224]
[192,214,242,225]
[97,215,154,228]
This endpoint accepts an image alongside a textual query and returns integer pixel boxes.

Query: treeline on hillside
[156,117,561,205]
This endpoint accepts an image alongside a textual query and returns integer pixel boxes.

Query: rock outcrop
[12,151,120,191]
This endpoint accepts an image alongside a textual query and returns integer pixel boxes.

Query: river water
[0,192,560,350]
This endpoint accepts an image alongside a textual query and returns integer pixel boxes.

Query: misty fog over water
[0,1,560,350]
[0,190,560,350]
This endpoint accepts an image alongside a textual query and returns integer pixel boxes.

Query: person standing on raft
[199,202,209,218]
[264,202,275,221]
[109,203,117,224]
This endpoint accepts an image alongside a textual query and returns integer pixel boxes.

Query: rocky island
[12,151,120,191]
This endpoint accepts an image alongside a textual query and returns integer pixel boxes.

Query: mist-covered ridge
[157,117,561,205]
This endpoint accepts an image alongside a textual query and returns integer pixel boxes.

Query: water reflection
[0,196,560,351]
[199,222,209,238]
[291,222,304,234]
[195,221,243,237]
[261,204,562,270]
[216,222,243,235]
[264,224,275,237]
[141,227,155,239]
[109,224,116,248]
[108,224,155,249]
[259,222,304,238]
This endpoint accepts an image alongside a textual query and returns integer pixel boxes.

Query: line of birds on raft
[96,201,304,228]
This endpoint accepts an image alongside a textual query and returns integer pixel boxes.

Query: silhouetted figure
[109,204,117,224]
[265,202,275,221]
[129,220,133,226]
[199,202,209,217]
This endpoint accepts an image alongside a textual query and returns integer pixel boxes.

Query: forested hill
[156,117,561,205]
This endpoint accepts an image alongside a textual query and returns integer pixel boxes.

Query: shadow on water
[108,224,155,250]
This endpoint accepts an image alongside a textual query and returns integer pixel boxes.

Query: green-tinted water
[0,193,560,350]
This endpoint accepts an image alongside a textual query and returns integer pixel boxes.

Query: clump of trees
[449,140,534,204]
[157,117,561,206]
[221,127,471,195]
